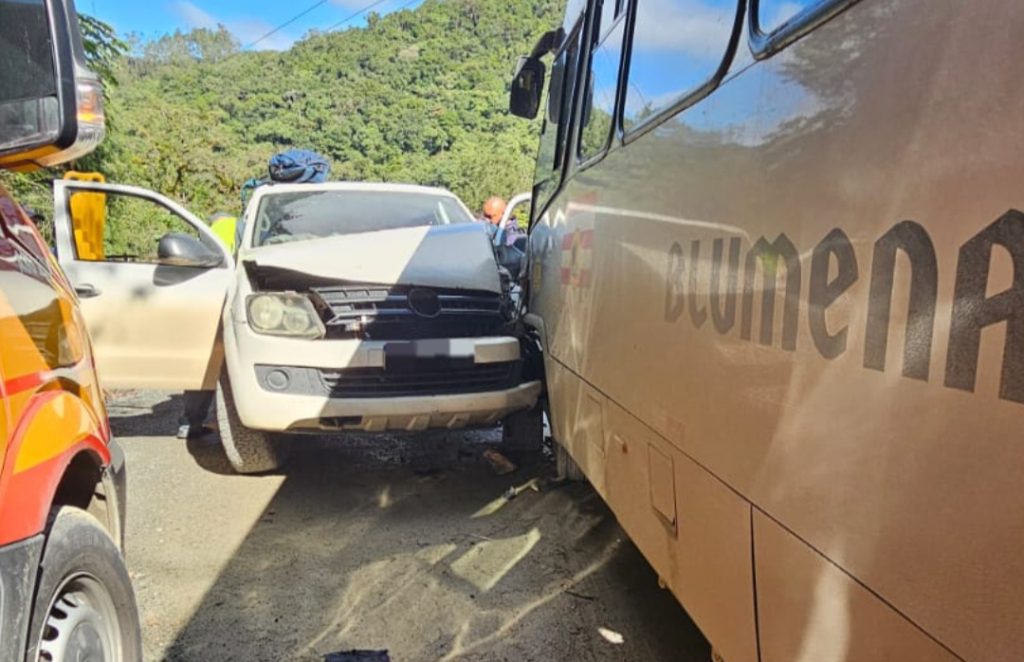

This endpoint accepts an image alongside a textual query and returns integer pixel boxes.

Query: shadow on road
[167,445,708,661]
[109,392,710,661]
[108,390,185,438]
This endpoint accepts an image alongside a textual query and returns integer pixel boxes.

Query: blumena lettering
[663,212,1024,404]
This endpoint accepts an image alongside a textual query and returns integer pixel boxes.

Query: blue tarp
[268,149,331,184]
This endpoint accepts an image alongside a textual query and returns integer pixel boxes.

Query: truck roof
[249,181,460,199]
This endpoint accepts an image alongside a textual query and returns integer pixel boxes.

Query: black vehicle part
[0,536,44,662]
[502,404,544,453]
[325,651,390,662]
[255,359,521,399]
[310,284,509,340]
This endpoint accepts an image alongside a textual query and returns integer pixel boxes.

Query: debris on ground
[482,449,517,475]
[324,650,390,662]
[598,627,625,645]
[503,477,541,500]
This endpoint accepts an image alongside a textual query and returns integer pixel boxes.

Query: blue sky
[83,0,425,50]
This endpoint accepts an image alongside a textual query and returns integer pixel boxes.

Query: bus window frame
[531,13,587,223]
[748,0,862,59]
[620,0,747,146]
[594,0,623,42]
[575,9,629,169]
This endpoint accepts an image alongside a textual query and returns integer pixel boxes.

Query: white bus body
[518,1,1023,660]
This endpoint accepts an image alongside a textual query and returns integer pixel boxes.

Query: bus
[510,1,1021,660]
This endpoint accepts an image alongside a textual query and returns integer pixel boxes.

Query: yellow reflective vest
[210,215,237,253]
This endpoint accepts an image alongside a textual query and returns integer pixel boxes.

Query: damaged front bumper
[223,323,541,432]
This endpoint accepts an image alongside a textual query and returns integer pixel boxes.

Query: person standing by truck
[209,211,238,254]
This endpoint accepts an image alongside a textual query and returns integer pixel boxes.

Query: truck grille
[320,361,518,398]
[311,285,507,340]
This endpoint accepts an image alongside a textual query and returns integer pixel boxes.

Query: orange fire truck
[0,0,141,659]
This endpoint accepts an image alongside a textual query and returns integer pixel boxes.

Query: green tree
[5,0,564,232]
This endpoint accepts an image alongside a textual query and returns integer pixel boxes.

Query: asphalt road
[108,390,710,661]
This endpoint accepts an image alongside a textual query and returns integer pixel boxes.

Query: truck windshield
[253,190,473,246]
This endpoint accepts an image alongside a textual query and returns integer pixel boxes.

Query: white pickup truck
[52,180,543,472]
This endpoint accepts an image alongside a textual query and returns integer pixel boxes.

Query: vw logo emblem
[408,288,442,318]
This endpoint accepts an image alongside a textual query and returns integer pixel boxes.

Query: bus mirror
[0,0,106,171]
[510,56,545,120]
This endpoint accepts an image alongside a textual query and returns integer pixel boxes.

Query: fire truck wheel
[216,370,287,474]
[26,507,142,662]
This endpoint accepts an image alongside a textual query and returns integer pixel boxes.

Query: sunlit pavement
[109,390,709,661]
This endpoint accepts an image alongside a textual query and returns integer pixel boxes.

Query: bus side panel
[546,355,608,497]
[536,201,598,377]
[538,0,1024,658]
[753,511,959,662]
[604,400,758,662]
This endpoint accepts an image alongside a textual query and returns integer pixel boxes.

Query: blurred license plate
[383,340,474,370]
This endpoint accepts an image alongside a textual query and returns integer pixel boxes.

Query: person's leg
[177,390,215,439]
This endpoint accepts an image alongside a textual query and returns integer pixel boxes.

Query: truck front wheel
[216,371,287,474]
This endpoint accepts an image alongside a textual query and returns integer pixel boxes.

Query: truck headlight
[247,293,325,339]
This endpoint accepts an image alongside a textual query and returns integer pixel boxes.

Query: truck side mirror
[0,0,105,171]
[509,56,546,120]
[157,232,224,268]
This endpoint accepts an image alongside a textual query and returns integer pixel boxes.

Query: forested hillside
[4,0,560,221]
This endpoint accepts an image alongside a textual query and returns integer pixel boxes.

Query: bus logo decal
[561,229,593,288]
[664,210,1024,404]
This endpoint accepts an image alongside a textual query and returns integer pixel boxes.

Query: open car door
[499,192,532,230]
[52,179,232,389]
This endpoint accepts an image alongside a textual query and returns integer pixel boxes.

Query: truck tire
[216,370,286,474]
[502,405,543,452]
[26,507,142,662]
[556,443,586,482]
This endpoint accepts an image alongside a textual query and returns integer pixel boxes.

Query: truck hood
[242,223,502,293]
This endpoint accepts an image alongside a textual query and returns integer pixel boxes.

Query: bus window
[578,16,627,161]
[757,0,813,35]
[622,0,739,132]
[595,0,622,41]
[534,17,584,203]
[751,0,854,57]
